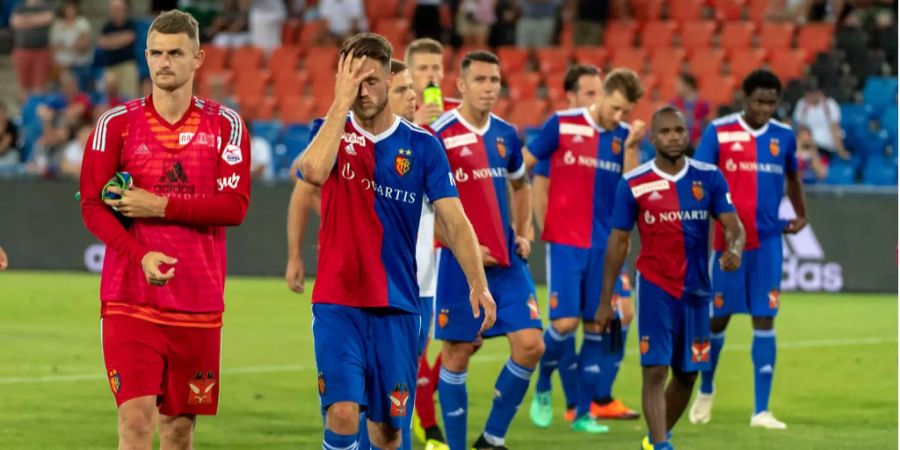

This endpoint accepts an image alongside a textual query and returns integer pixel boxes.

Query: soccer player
[430,51,545,450]
[596,105,745,450]
[689,70,807,429]
[79,11,250,449]
[295,33,495,450]
[405,38,461,125]
[525,67,646,431]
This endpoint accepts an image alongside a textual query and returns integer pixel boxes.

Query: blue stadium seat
[881,105,898,148]
[824,158,856,185]
[857,129,889,157]
[840,103,867,144]
[275,124,310,179]
[18,95,51,163]
[250,120,281,148]
[133,18,152,80]
[862,77,898,119]
[862,159,898,186]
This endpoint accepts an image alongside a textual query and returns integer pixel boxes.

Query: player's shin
[751,329,776,414]
[574,332,604,418]
[483,359,536,445]
[665,369,698,430]
[642,365,668,446]
[595,325,627,402]
[535,326,573,393]
[699,331,725,395]
[438,367,468,450]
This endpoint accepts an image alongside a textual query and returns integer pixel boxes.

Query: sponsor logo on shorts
[438,309,449,328]
[527,295,540,320]
[318,372,326,395]
[389,383,410,417]
[691,338,711,363]
[640,336,650,355]
[187,371,216,405]
[768,290,780,309]
[714,293,724,309]
[107,369,120,394]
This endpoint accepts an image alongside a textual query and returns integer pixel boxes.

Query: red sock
[415,352,438,428]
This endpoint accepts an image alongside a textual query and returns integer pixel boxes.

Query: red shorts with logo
[102,315,221,415]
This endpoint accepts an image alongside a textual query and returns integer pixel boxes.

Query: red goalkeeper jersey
[80,96,250,327]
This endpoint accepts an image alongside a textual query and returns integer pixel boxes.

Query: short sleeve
[506,128,526,180]
[295,118,324,180]
[828,98,841,123]
[611,179,639,231]
[693,123,720,164]
[533,158,550,177]
[421,133,458,202]
[527,114,560,160]
[784,131,798,174]
[710,169,736,217]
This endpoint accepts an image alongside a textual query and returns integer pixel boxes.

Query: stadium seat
[250,120,282,148]
[200,45,228,73]
[768,49,808,82]
[229,46,264,72]
[497,47,530,74]
[133,18,151,79]
[239,96,276,121]
[604,21,637,47]
[610,47,647,73]
[857,129,890,157]
[698,74,737,107]
[506,72,542,100]
[234,71,270,100]
[373,18,408,47]
[365,0,400,22]
[640,21,678,51]
[727,48,767,82]
[862,159,897,186]
[298,20,325,46]
[679,21,717,52]
[649,48,686,77]
[278,97,316,125]
[628,0,664,21]
[632,100,663,124]
[536,47,573,76]
[668,0,705,22]
[825,158,856,184]
[797,23,835,55]
[656,76,678,101]
[573,47,608,67]
[759,23,796,51]
[441,73,459,97]
[281,19,302,45]
[507,99,549,128]
[494,98,511,117]
[747,0,775,25]
[687,48,726,77]
[544,73,567,102]
[840,103,867,143]
[719,22,756,53]
[276,124,312,178]
[273,70,309,98]
[880,104,898,143]
[269,46,302,76]
[862,77,899,118]
[304,46,340,70]
[710,0,744,21]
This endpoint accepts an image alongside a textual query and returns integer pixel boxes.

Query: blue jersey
[612,159,735,300]
[298,114,458,313]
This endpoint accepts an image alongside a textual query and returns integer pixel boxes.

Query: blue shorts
[546,243,630,321]
[312,304,420,429]
[711,235,782,318]
[636,273,711,372]
[434,249,542,342]
[418,296,434,356]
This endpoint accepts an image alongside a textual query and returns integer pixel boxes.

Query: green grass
[0,271,896,449]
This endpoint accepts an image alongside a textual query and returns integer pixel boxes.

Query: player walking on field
[597,106,746,450]
[80,10,251,449]
[295,33,494,450]
[689,70,808,430]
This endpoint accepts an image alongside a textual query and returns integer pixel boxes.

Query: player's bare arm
[784,169,808,234]
[285,179,318,293]
[595,229,631,330]
[298,51,374,186]
[718,212,746,272]
[433,197,497,333]
[509,176,532,258]
[522,147,539,172]
[531,175,549,236]
[623,120,647,173]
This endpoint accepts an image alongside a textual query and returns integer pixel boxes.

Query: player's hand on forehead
[334,50,375,109]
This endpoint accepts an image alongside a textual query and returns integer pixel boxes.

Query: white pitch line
[0,336,893,385]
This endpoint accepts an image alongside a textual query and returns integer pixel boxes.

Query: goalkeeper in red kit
[79,10,250,449]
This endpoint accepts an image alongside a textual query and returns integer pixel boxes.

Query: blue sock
[575,332,603,417]
[699,331,725,395]
[595,325,628,401]
[536,327,577,407]
[324,428,358,450]
[653,441,674,450]
[484,359,535,441]
[438,367,468,450]
[357,411,369,450]
[752,329,776,414]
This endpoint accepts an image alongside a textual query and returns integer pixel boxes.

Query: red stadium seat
[573,47,608,68]
[559,22,575,48]
[629,0,664,21]
[279,96,316,125]
[727,48,767,82]
[536,47,573,76]
[273,70,309,98]
[641,21,678,51]
[687,48,726,77]
[604,21,637,47]
[710,0,745,21]
[269,46,302,77]
[768,49,809,82]
[373,18,408,47]
[298,20,326,46]
[610,48,647,73]
[281,19,302,45]
[234,71,270,100]
[796,23,834,54]
[719,22,756,53]
[497,47,530,74]
[493,98,511,117]
[507,99,549,128]
[229,46,264,72]
[441,73,459,97]
[544,73,567,102]
[201,45,228,72]
[759,22,796,51]
[698,74,737,107]
[506,72,542,100]
[239,95,276,121]
[656,77,679,102]
[366,0,400,23]
[747,0,776,25]
[679,21,717,52]
[304,46,340,71]
[649,48,686,77]
[668,0,706,22]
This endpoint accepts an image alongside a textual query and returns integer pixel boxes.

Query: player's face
[744,88,779,127]
[353,59,390,121]
[409,52,444,96]
[389,69,417,122]
[458,61,501,114]
[596,90,635,129]
[651,111,689,161]
[568,74,602,108]
[146,31,203,92]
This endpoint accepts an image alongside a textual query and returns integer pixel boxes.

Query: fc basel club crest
[496,137,507,158]
[640,336,650,355]
[527,294,540,320]
[394,149,412,176]
[692,180,704,201]
[389,383,410,417]
[769,138,780,157]
[108,369,121,394]
[318,372,326,395]
[714,293,724,309]
[768,290,780,309]
[438,309,449,328]
[187,371,216,405]
[691,338,711,363]
[549,292,559,310]
[612,137,623,155]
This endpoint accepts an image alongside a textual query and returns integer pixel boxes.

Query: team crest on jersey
[438,309,449,328]
[389,383,410,417]
[769,138,780,157]
[107,369,120,393]
[394,149,413,176]
[187,371,216,405]
[527,295,540,320]
[714,293,724,309]
[317,372,326,395]
[692,180,704,201]
[549,292,559,310]
[768,290,780,309]
[640,336,650,355]
[611,137,623,155]
[691,338,711,363]
[496,137,507,158]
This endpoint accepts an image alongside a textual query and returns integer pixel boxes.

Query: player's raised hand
[334,50,374,111]
[470,284,496,334]
[414,102,443,125]
[594,298,615,333]
[784,217,808,234]
[479,245,499,266]
[141,251,177,286]
[104,186,167,218]
[719,249,742,272]
[624,120,647,148]
[514,235,531,259]
[285,257,305,294]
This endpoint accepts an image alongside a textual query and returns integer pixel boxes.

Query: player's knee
[513,331,545,366]
[551,318,579,334]
[752,316,774,330]
[641,366,667,386]
[368,422,401,450]
[118,407,155,445]
[620,308,635,326]
[710,316,730,333]
[159,416,195,447]
[581,320,602,334]
[671,369,698,388]
[325,402,359,435]
[441,342,475,372]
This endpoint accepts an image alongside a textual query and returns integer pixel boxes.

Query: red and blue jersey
[527,107,631,249]
[612,159,735,300]
[431,109,526,267]
[694,113,797,251]
[299,114,458,313]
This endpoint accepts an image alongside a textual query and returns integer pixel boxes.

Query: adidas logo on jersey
[135,144,150,155]
[572,134,584,143]
[648,191,663,201]
[344,143,357,155]
[730,142,743,151]
[460,147,473,157]
[779,198,843,292]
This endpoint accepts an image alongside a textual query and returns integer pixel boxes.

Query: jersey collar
[452,109,491,136]
[582,106,607,132]
[350,112,401,143]
[651,157,690,183]
[737,112,770,137]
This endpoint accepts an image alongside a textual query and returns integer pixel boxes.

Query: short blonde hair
[148,10,200,50]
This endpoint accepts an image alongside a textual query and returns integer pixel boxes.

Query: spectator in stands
[50,0,92,89]
[795,124,829,183]
[319,0,368,44]
[210,0,251,48]
[29,71,90,175]
[11,0,55,99]
[412,0,445,42]
[0,102,20,172]
[573,0,624,46]
[97,0,138,98]
[59,122,93,179]
[793,77,850,160]
[92,71,126,121]
[670,73,711,145]
[489,0,519,46]
[248,0,289,53]
[516,0,562,47]
[457,0,495,47]
[250,135,273,180]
